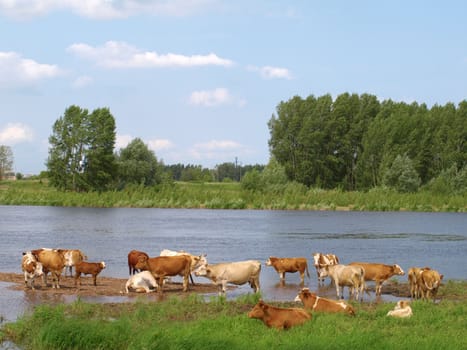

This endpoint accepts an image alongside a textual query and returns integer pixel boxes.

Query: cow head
[134,255,149,270]
[393,264,405,276]
[294,288,316,303]
[248,300,267,319]
[100,261,106,269]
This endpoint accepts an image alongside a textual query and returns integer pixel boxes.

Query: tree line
[268,93,466,193]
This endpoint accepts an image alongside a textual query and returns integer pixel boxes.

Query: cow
[320,264,365,301]
[127,250,150,275]
[349,262,405,296]
[125,271,158,293]
[134,255,192,292]
[194,260,261,296]
[57,249,88,276]
[294,288,355,316]
[160,249,208,284]
[419,269,443,301]
[21,251,44,290]
[387,300,413,318]
[248,299,311,330]
[312,253,340,285]
[31,248,66,289]
[265,257,310,284]
[408,266,431,299]
[74,261,106,287]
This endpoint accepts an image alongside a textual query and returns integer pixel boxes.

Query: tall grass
[2,287,467,350]
[0,179,465,212]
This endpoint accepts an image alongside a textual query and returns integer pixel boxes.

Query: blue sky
[1,1,466,175]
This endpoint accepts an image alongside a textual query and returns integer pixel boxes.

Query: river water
[1,205,466,324]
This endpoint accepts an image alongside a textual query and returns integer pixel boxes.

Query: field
[1,277,466,350]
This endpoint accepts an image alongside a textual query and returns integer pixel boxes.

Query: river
[1,206,466,324]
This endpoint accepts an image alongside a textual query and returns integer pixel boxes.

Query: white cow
[312,252,340,285]
[194,260,261,295]
[320,264,366,301]
[160,249,207,284]
[387,300,413,318]
[125,271,159,293]
[21,251,44,290]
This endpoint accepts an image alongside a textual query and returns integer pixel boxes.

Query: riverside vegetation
[0,179,465,212]
[1,281,467,350]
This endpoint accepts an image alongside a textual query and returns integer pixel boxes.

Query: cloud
[0,123,34,144]
[72,75,93,88]
[189,88,232,107]
[188,139,248,162]
[147,139,173,151]
[67,41,234,69]
[0,0,216,20]
[0,51,63,87]
[248,65,292,80]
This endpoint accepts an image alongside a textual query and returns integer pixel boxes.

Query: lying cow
[349,262,405,296]
[248,299,311,330]
[128,250,150,275]
[294,288,355,316]
[160,249,208,284]
[21,251,44,290]
[134,255,192,292]
[74,261,106,287]
[31,248,66,289]
[320,264,365,301]
[194,260,261,296]
[266,257,310,284]
[408,266,431,299]
[58,249,87,276]
[125,271,158,293]
[419,268,443,301]
[312,252,340,285]
[387,300,413,318]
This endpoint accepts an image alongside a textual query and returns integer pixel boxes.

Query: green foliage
[46,105,117,192]
[423,164,467,195]
[383,154,421,193]
[0,144,14,180]
[116,138,162,187]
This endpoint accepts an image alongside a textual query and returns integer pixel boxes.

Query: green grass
[1,179,465,212]
[2,284,467,350]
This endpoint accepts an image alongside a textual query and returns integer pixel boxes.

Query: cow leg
[93,274,97,286]
[300,271,305,285]
[279,272,285,281]
[189,273,195,285]
[182,275,189,292]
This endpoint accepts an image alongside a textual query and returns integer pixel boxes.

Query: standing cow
[31,248,66,289]
[128,250,150,275]
[419,269,443,301]
[194,260,261,296]
[160,249,208,284]
[320,264,366,301]
[349,262,405,296]
[58,249,87,277]
[312,253,340,285]
[74,261,106,287]
[266,257,310,284]
[21,251,44,290]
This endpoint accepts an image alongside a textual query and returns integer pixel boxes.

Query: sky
[1,1,466,175]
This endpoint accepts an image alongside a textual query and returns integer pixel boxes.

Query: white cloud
[147,139,173,151]
[67,41,234,69]
[0,51,63,87]
[188,139,247,162]
[0,0,216,20]
[248,65,292,80]
[115,134,133,149]
[189,88,233,107]
[0,123,34,145]
[72,75,93,88]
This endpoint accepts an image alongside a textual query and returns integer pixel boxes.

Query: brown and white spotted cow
[312,253,340,285]
[295,288,355,316]
[21,251,44,290]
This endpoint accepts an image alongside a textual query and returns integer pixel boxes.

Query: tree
[116,138,161,187]
[383,154,421,193]
[46,105,117,191]
[0,145,14,180]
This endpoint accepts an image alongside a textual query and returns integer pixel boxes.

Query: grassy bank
[1,179,465,212]
[1,282,467,350]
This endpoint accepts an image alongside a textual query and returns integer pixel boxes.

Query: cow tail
[306,262,310,278]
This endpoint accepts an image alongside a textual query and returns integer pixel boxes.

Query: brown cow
[31,248,66,288]
[128,250,150,275]
[349,262,405,296]
[21,251,44,290]
[408,266,431,299]
[74,261,106,287]
[266,257,310,284]
[58,249,88,276]
[134,255,192,292]
[312,253,340,285]
[248,299,311,330]
[419,269,443,301]
[294,288,355,316]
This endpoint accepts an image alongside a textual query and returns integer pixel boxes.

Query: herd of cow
[20,248,444,330]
